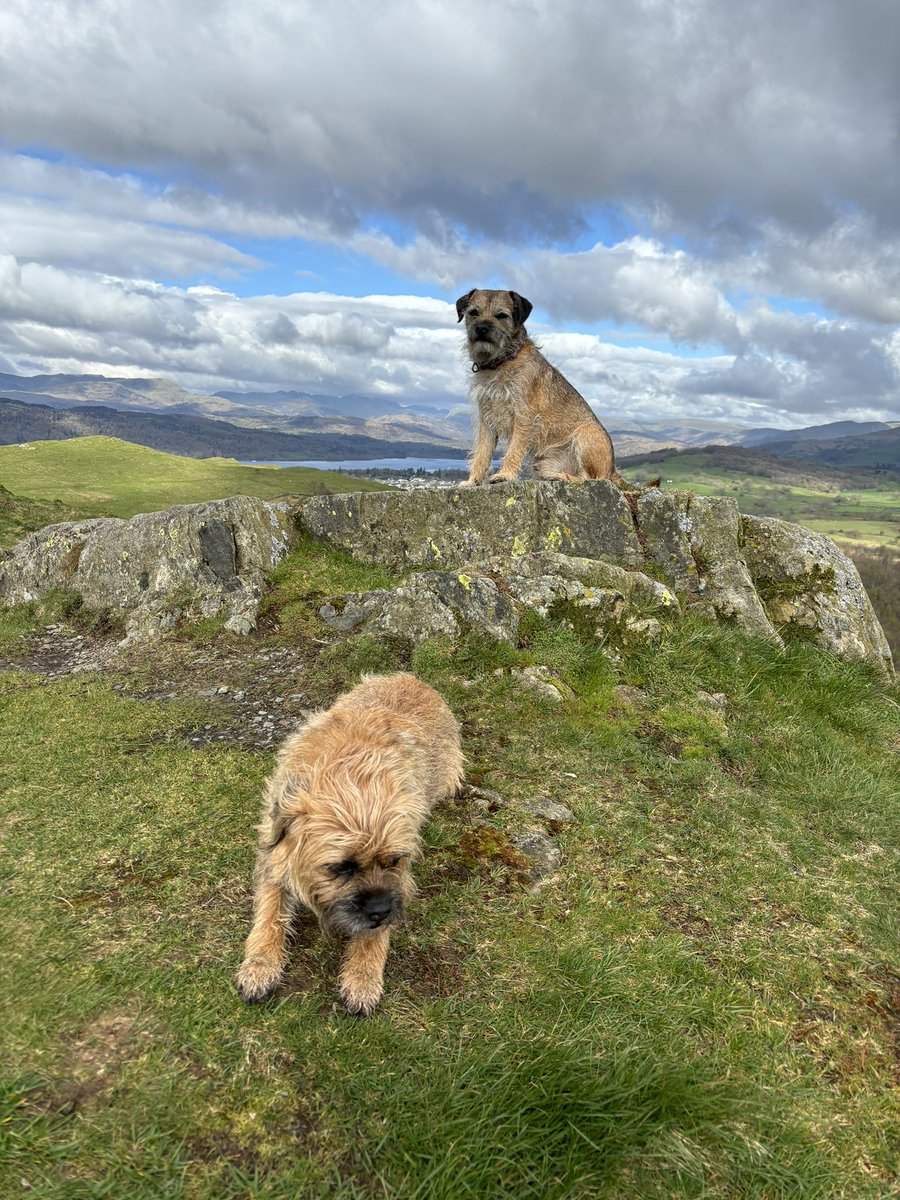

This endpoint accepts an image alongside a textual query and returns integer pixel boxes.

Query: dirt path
[0,625,317,751]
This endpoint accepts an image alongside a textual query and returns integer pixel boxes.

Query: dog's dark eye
[496,312,510,320]
[467,308,479,317]
[327,859,359,879]
[389,854,404,867]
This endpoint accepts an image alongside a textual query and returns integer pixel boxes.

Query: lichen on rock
[319,571,518,644]
[741,514,892,672]
[0,495,295,644]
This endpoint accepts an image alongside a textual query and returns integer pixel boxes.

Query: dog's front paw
[458,478,480,489]
[340,976,384,1017]
[488,471,517,484]
[237,956,282,1003]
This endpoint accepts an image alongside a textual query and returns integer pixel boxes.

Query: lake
[241,457,469,472]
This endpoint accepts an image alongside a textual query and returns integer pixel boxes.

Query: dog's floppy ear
[267,809,293,850]
[455,289,475,322]
[266,770,309,850]
[509,292,533,326]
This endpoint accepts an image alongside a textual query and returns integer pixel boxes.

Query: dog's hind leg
[340,927,391,1016]
[237,877,293,1002]
[533,445,580,483]
[571,422,620,482]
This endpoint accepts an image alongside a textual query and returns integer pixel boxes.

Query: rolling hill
[619,444,899,550]
[0,437,387,532]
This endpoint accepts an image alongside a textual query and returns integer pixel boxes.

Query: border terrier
[237,673,464,1016]
[457,287,625,487]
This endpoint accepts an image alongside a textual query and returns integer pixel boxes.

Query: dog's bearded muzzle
[469,323,499,347]
[323,889,403,936]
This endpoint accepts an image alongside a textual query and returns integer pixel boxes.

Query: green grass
[2,580,898,1197]
[0,484,94,549]
[0,436,387,529]
[624,452,900,550]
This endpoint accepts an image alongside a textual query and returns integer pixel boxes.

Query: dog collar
[471,341,526,372]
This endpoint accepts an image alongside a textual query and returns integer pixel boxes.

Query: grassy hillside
[1,541,898,1198]
[0,437,387,529]
[0,484,93,549]
[621,447,899,550]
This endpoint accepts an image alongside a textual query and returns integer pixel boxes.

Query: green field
[1,537,898,1198]
[0,436,386,535]
[625,452,899,550]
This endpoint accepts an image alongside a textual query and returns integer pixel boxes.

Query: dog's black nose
[474,323,493,340]
[360,891,394,926]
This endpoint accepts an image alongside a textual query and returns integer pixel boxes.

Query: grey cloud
[260,313,300,346]
[3,0,900,243]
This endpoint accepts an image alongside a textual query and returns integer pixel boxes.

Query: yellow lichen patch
[543,525,572,551]
[511,534,528,558]
[457,573,473,590]
[429,540,443,560]
[505,496,518,507]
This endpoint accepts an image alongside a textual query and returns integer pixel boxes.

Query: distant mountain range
[0,370,896,466]
[0,397,468,462]
[620,439,899,486]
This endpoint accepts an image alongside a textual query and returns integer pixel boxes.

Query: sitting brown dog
[237,673,464,1016]
[457,287,625,486]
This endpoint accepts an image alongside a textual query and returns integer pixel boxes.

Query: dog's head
[456,288,533,367]
[266,773,420,937]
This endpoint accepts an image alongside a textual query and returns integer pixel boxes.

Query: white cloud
[0,1,899,427]
[0,256,896,425]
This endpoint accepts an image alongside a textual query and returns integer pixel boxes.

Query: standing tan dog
[237,673,463,1016]
[457,288,625,486]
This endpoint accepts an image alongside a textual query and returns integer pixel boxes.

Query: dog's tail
[612,471,661,491]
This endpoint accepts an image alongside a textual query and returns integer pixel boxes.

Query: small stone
[216,685,229,694]
[511,829,561,880]
[510,665,575,703]
[520,797,576,824]
[224,614,256,636]
[612,684,647,706]
[462,784,507,811]
[198,689,218,698]
[624,617,662,642]
[697,689,727,714]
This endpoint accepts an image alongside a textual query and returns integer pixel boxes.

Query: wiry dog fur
[457,287,625,487]
[237,673,464,1015]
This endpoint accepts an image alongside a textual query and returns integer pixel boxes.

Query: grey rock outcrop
[741,515,893,673]
[319,570,517,644]
[476,551,679,619]
[302,482,891,671]
[301,480,644,571]
[0,481,891,672]
[637,490,778,643]
[0,496,294,644]
[317,551,679,648]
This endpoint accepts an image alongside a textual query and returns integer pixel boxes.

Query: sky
[1,0,900,429]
